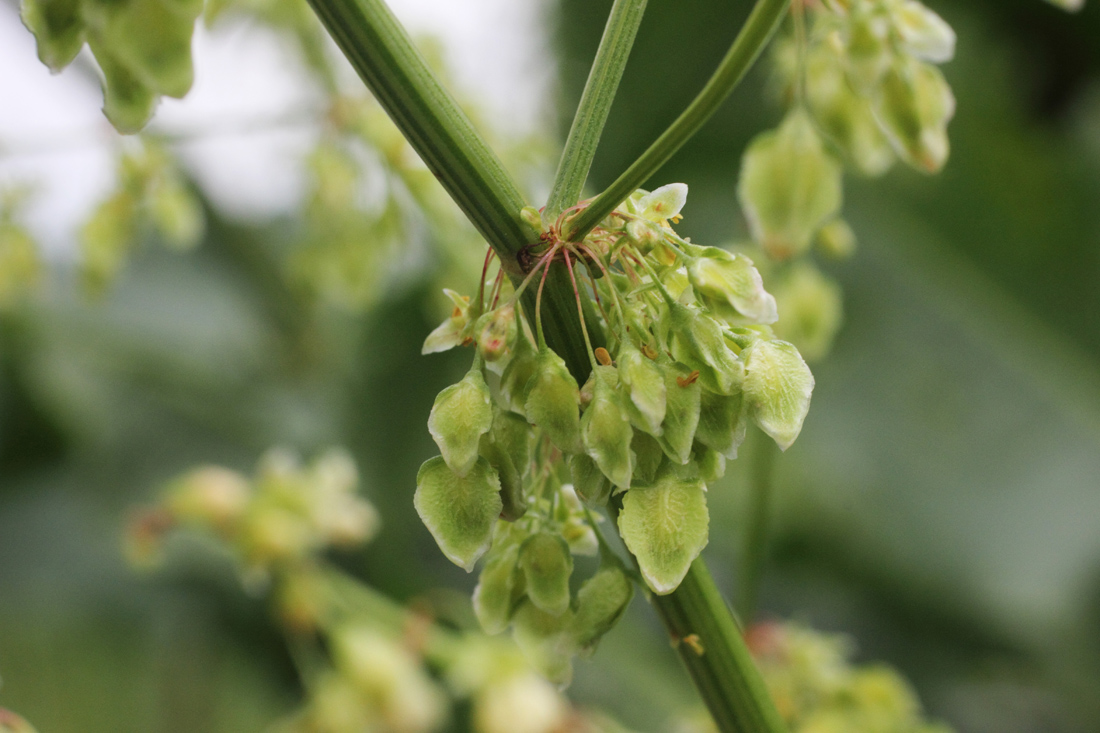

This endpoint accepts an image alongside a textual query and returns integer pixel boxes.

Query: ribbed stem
[562,0,790,242]
[545,0,648,223]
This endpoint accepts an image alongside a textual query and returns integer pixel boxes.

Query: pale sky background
[0,0,555,254]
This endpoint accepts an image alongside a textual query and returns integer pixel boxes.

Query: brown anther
[641,344,658,360]
[594,347,612,366]
[461,337,475,347]
[677,370,700,387]
[451,306,463,318]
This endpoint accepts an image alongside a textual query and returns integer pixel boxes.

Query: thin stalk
[545,0,648,223]
[739,433,779,621]
[563,0,790,242]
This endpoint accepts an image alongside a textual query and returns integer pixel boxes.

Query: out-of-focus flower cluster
[128,449,631,733]
[747,622,954,733]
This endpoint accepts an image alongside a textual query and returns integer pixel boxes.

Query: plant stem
[304,0,599,379]
[653,562,788,733]
[545,0,648,224]
[562,0,790,242]
[738,433,779,622]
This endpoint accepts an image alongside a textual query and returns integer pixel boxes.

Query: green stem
[545,0,648,224]
[738,432,779,622]
[653,562,788,733]
[304,0,599,379]
[563,0,790,242]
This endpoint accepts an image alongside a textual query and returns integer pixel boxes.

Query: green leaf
[657,361,702,465]
[428,366,494,477]
[569,453,610,507]
[571,564,634,655]
[524,346,583,454]
[696,389,747,459]
[519,532,574,617]
[738,109,843,259]
[20,0,85,71]
[618,340,666,435]
[414,456,502,572]
[742,339,814,451]
[618,468,709,595]
[581,366,634,488]
[511,601,576,687]
[473,542,520,635]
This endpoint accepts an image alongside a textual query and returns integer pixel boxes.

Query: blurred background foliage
[1,0,1100,731]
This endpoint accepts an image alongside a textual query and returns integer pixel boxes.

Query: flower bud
[816,218,857,259]
[414,456,502,571]
[695,389,747,459]
[474,673,569,733]
[428,365,494,477]
[520,205,544,231]
[473,542,521,634]
[499,335,538,413]
[423,288,473,354]
[569,453,610,506]
[738,110,843,260]
[625,218,662,252]
[524,347,583,454]
[478,304,517,362]
[637,182,688,222]
[688,247,778,325]
[657,361,702,465]
[667,303,744,395]
[773,263,844,363]
[571,564,634,655]
[742,339,815,451]
[893,0,955,64]
[873,59,955,173]
[618,340,667,435]
[165,466,251,531]
[580,366,634,488]
[519,531,574,616]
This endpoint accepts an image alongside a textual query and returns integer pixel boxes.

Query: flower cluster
[747,622,954,733]
[418,183,814,679]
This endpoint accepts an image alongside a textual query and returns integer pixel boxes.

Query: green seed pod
[524,347,583,454]
[893,0,956,63]
[738,110,843,260]
[492,408,533,477]
[499,334,538,413]
[581,366,635,488]
[473,542,521,634]
[428,365,494,477]
[657,361,702,465]
[477,304,517,363]
[414,456,502,571]
[742,339,815,451]
[511,600,576,687]
[772,263,844,363]
[816,218,857,260]
[617,466,709,595]
[631,430,666,486]
[617,340,667,435]
[844,4,893,92]
[873,58,955,173]
[570,564,634,656]
[687,247,778,325]
[478,433,526,522]
[519,532,574,617]
[569,453,611,507]
[695,444,727,484]
[696,388,747,459]
[667,303,744,396]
